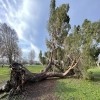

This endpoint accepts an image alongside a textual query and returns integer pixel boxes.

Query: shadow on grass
[56,81,76,93]
[64,87,76,92]
[92,77,100,82]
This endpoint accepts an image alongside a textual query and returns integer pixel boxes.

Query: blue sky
[0,0,100,60]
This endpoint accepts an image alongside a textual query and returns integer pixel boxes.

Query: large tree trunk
[0,57,80,96]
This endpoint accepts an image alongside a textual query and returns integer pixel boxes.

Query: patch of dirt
[0,79,59,100]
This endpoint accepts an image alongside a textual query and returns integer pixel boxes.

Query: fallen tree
[0,56,80,98]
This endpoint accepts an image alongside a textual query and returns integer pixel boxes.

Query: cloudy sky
[0,0,100,60]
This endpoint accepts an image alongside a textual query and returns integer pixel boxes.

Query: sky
[0,0,100,61]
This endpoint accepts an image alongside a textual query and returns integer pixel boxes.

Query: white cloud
[0,0,41,60]
[0,0,7,11]
[13,0,17,5]
[21,42,40,61]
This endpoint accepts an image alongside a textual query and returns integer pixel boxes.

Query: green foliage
[64,19,100,77]
[89,45,100,61]
[46,0,100,77]
[39,51,46,65]
[56,47,64,61]
[80,19,100,73]
[91,21,100,42]
[42,57,46,65]
[55,79,100,100]
[64,25,81,55]
[44,51,51,58]
[47,0,70,68]
[0,66,10,82]
[39,50,42,63]
[48,3,70,45]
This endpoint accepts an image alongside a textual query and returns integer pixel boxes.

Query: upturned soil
[0,79,59,100]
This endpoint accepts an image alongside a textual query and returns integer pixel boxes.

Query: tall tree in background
[81,19,100,69]
[89,45,100,62]
[39,50,43,64]
[28,50,35,65]
[0,23,19,64]
[39,50,46,65]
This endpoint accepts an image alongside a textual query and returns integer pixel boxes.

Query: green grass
[55,79,100,100]
[87,67,100,80]
[0,65,44,83]
[0,67,10,83]
[87,67,100,74]
[55,67,100,100]
[26,65,44,73]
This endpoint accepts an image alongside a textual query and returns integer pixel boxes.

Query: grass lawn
[55,67,100,100]
[55,79,100,100]
[87,67,100,75]
[87,67,100,80]
[0,67,10,83]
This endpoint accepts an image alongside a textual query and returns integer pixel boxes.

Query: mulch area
[0,79,59,100]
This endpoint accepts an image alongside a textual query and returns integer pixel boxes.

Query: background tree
[39,50,43,64]
[63,19,100,78]
[28,50,35,65]
[0,23,19,64]
[80,19,100,73]
[39,50,46,65]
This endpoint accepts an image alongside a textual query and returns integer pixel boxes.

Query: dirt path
[0,79,59,100]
